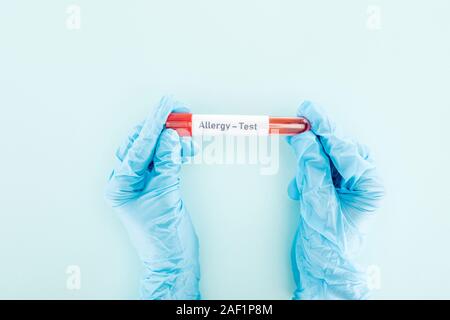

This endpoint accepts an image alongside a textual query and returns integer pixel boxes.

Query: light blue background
[1,0,449,299]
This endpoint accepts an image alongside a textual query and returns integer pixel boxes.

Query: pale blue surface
[0,0,450,299]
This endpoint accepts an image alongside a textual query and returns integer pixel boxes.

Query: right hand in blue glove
[105,96,200,300]
[287,101,384,300]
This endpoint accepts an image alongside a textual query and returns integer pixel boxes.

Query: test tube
[165,113,310,136]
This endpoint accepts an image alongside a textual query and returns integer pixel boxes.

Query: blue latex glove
[287,101,384,300]
[105,96,200,300]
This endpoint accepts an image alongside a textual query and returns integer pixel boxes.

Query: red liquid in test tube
[165,113,310,137]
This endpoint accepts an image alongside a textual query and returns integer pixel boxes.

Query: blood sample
[165,113,310,136]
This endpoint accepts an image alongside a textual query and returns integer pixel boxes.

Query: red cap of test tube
[165,113,310,136]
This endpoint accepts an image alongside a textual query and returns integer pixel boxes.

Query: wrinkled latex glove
[287,101,384,300]
[105,96,200,300]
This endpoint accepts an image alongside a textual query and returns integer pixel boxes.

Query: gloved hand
[105,96,200,300]
[287,101,384,300]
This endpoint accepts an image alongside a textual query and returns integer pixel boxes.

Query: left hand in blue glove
[287,101,384,300]
[105,96,200,300]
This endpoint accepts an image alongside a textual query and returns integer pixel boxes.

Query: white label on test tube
[191,114,269,136]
